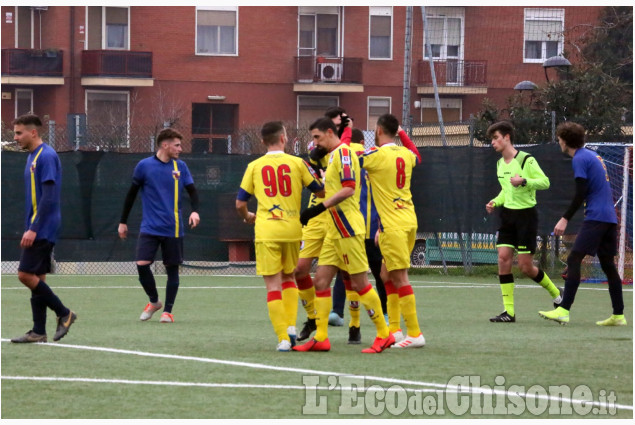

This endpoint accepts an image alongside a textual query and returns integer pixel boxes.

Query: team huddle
[9,112,626,348]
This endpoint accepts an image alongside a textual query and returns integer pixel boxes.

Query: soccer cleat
[328,311,344,326]
[297,318,316,342]
[553,287,564,309]
[140,301,163,321]
[292,338,331,352]
[538,307,569,325]
[596,315,627,326]
[11,330,47,343]
[287,326,297,347]
[361,333,395,354]
[159,312,174,323]
[392,333,426,348]
[348,326,361,344]
[489,311,515,323]
[391,329,404,344]
[277,340,292,352]
[53,311,77,341]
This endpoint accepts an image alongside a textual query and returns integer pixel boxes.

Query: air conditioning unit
[319,62,342,82]
[31,6,49,11]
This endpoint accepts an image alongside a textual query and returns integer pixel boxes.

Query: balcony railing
[82,50,152,78]
[1,48,63,76]
[417,59,487,87]
[295,56,363,84]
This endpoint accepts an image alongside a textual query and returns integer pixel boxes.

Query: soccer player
[485,121,562,323]
[118,128,200,323]
[295,108,353,341]
[360,114,425,348]
[293,118,393,353]
[236,121,324,351]
[331,128,389,344]
[539,122,626,325]
[10,114,77,343]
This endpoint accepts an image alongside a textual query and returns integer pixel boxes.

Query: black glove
[309,145,328,161]
[338,114,351,138]
[340,113,350,128]
[300,203,327,226]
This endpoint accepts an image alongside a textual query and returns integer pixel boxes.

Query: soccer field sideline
[1,338,633,413]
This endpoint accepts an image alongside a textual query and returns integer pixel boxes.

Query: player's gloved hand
[340,113,351,128]
[300,203,327,225]
[309,145,328,161]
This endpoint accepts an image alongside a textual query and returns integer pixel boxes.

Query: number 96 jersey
[238,152,322,242]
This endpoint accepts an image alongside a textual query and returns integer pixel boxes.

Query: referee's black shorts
[496,206,538,254]
[19,239,54,275]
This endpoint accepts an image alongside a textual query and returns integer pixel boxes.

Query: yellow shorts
[379,228,416,271]
[299,238,324,259]
[318,235,368,275]
[255,241,300,276]
[299,214,328,259]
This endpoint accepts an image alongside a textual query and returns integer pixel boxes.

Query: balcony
[416,59,487,95]
[293,56,363,93]
[81,50,153,87]
[1,48,64,85]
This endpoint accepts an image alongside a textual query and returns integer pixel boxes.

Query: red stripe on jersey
[342,180,356,189]
[340,148,353,181]
[330,209,352,238]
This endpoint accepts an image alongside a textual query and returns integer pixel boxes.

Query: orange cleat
[292,338,331,352]
[361,333,395,353]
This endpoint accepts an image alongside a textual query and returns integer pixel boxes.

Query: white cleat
[277,340,292,352]
[392,333,425,348]
[140,301,163,321]
[391,329,405,344]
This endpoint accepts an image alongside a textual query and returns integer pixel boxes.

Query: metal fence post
[48,120,55,148]
[551,111,556,143]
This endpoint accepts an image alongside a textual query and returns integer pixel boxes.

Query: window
[369,7,392,60]
[15,89,33,117]
[524,8,564,62]
[196,7,238,55]
[297,96,338,126]
[367,97,391,130]
[86,90,129,147]
[423,8,463,60]
[298,7,340,57]
[420,98,462,124]
[86,7,129,50]
[16,6,33,48]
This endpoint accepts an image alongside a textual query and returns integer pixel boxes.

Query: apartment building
[1,6,602,151]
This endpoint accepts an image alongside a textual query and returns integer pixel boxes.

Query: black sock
[30,294,47,334]
[561,251,585,311]
[32,280,69,318]
[164,265,180,313]
[599,255,624,315]
[137,264,159,303]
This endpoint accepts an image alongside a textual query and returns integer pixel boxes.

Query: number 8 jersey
[238,151,323,242]
[360,144,419,231]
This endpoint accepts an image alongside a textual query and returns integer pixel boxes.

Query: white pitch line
[1,339,631,411]
[0,375,440,394]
